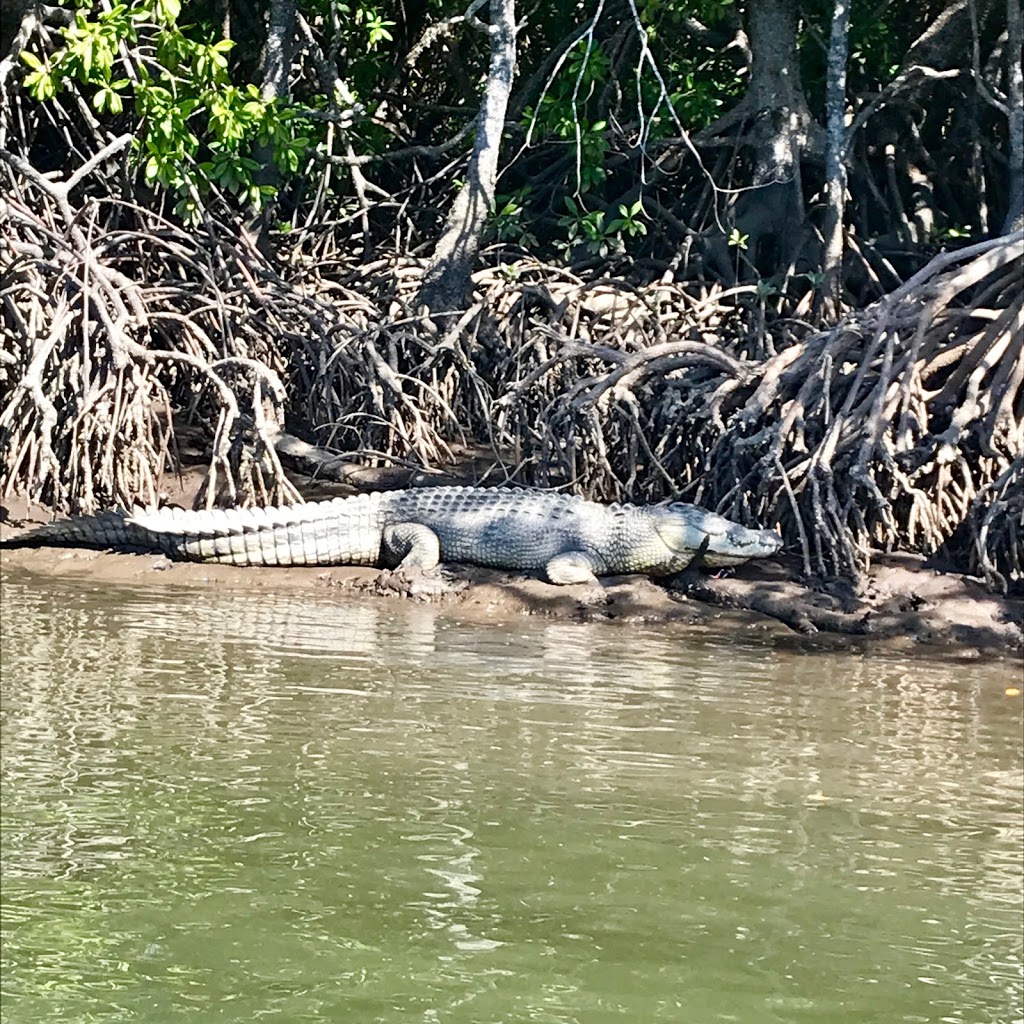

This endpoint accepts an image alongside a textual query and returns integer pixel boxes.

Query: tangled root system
[494,233,1023,590]
[2,142,1020,592]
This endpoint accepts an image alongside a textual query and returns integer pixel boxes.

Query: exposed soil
[1,472,1022,656]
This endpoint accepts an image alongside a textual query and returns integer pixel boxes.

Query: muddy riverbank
[1,483,1021,656]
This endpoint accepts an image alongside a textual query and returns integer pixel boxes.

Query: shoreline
[2,491,1021,656]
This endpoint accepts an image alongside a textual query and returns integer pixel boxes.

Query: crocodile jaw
[654,502,784,568]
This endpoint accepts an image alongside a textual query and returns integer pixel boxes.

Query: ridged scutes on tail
[126,495,351,535]
[123,495,380,565]
[0,509,155,552]
[1,494,385,567]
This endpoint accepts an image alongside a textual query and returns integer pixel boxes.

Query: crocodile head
[654,502,784,569]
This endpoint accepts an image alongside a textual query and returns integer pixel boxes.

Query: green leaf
[25,69,58,101]
[727,229,749,250]
[20,51,43,69]
[174,196,201,226]
[155,0,181,24]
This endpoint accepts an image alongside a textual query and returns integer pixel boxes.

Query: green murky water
[1,569,1021,1023]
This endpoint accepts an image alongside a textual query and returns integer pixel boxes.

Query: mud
[1,480,1021,656]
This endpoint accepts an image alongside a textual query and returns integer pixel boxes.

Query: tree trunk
[745,0,812,170]
[246,0,297,250]
[259,0,296,104]
[1002,0,1023,232]
[699,0,820,276]
[821,0,852,318]
[416,0,517,317]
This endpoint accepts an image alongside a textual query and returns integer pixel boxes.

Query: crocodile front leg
[544,551,604,585]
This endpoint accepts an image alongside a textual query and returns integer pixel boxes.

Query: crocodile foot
[373,566,469,601]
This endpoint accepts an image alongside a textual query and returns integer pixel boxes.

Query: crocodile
[0,486,783,584]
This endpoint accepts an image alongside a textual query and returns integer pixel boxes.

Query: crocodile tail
[0,510,160,554]
[124,499,384,566]
[1,495,383,567]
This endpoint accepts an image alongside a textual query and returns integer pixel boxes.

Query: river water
[0,568,1021,1023]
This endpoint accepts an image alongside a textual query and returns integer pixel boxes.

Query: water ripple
[2,569,1021,1023]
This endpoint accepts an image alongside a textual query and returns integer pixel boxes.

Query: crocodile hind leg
[378,522,460,598]
[382,522,441,572]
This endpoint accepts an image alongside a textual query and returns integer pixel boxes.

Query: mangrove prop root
[495,232,1024,588]
[1,119,1020,591]
[0,150,344,511]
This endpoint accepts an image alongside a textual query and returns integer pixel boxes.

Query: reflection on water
[1,568,1021,1023]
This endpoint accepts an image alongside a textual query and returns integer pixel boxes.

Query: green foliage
[14,0,1003,262]
[556,196,647,258]
[20,0,316,222]
[301,0,408,100]
[564,37,610,92]
[608,199,647,240]
[799,0,957,106]
[331,2,395,49]
[515,4,749,254]
[572,121,608,193]
[727,228,749,251]
[491,189,539,248]
[20,52,58,101]
[631,2,740,131]
[933,225,973,241]
[522,39,611,195]
[728,227,750,281]
[359,7,396,48]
